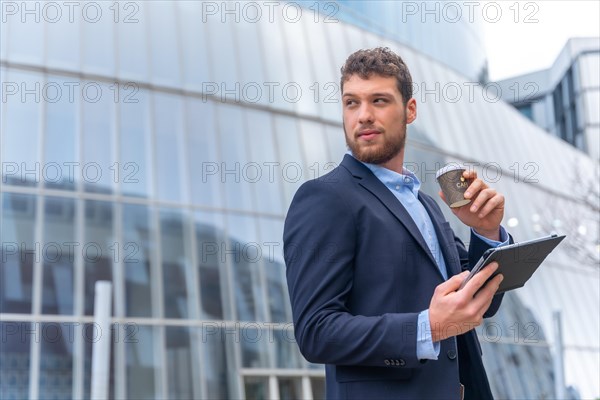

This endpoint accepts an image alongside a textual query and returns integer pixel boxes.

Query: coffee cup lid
[436,164,465,179]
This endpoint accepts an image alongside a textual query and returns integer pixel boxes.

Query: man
[283,47,511,399]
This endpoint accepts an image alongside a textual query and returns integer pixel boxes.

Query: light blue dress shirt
[351,153,509,359]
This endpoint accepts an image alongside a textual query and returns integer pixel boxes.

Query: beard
[344,119,407,165]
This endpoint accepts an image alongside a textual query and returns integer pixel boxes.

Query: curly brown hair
[340,47,413,105]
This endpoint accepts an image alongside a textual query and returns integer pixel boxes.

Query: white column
[91,281,112,400]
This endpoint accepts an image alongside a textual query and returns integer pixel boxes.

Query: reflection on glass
[196,211,227,320]
[5,8,43,64]
[120,90,151,198]
[176,2,211,90]
[186,99,222,207]
[274,116,306,210]
[154,93,185,202]
[117,2,149,81]
[278,377,303,400]
[241,328,270,369]
[2,70,40,187]
[82,6,115,75]
[160,208,192,319]
[217,103,254,211]
[0,193,36,313]
[42,197,75,315]
[203,326,235,399]
[39,323,74,399]
[84,200,114,315]
[244,376,269,400]
[166,326,195,398]
[82,82,114,194]
[0,322,30,399]
[148,2,181,87]
[227,213,266,322]
[126,325,158,399]
[46,12,79,70]
[245,110,284,215]
[273,328,301,369]
[123,204,153,317]
[44,76,76,191]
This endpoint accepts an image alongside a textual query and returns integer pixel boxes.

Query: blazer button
[384,359,390,366]
[447,350,457,360]
[399,359,406,367]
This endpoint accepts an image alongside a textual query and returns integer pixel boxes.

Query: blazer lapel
[340,155,439,270]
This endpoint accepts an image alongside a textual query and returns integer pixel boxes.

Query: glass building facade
[496,37,600,161]
[1,1,598,399]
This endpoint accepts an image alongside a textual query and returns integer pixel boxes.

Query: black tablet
[459,234,566,293]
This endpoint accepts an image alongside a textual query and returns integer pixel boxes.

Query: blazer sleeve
[284,179,423,368]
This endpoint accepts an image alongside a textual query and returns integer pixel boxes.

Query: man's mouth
[357,129,381,140]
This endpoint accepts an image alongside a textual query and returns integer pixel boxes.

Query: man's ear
[406,98,417,124]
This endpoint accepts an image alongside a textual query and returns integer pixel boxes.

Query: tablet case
[460,234,566,293]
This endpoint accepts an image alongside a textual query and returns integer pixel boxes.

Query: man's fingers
[472,273,504,311]
[436,271,470,295]
[462,262,499,297]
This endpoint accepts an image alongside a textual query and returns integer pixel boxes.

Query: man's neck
[377,152,405,174]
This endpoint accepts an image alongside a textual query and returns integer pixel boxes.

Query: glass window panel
[324,124,347,164]
[81,81,115,194]
[204,13,238,92]
[234,15,268,107]
[278,377,303,400]
[126,325,159,399]
[202,326,237,399]
[186,98,222,207]
[0,14,7,60]
[257,12,294,112]
[123,204,153,318]
[244,376,269,400]
[0,322,31,399]
[46,11,80,70]
[240,327,270,368]
[154,93,186,202]
[0,193,37,313]
[41,197,75,315]
[217,103,254,211]
[83,323,115,399]
[176,2,211,90]
[226,213,266,322]
[311,377,325,400]
[83,200,114,315]
[120,89,151,198]
[273,116,306,209]
[5,5,43,64]
[2,69,41,187]
[44,75,77,191]
[160,208,193,319]
[298,120,331,181]
[281,14,318,116]
[165,326,195,398]
[82,5,115,75]
[39,323,74,399]
[147,2,181,87]
[258,217,290,323]
[584,90,600,124]
[195,211,229,320]
[273,329,302,369]
[245,110,284,215]
[579,53,600,89]
[117,2,149,82]
[344,23,369,54]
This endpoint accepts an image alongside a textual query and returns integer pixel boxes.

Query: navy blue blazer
[283,155,508,399]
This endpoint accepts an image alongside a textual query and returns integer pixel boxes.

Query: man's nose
[358,104,374,124]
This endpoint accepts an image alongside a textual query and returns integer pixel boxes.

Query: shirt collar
[346,150,421,197]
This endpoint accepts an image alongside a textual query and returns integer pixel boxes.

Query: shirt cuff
[416,309,440,360]
[471,225,509,248]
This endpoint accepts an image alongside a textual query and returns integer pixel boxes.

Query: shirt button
[447,350,457,360]
[395,185,400,190]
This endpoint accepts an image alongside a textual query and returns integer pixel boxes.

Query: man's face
[342,74,416,165]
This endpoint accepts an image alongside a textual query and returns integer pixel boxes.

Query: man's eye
[374,98,387,103]
[345,100,357,106]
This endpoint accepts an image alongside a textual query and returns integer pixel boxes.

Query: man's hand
[439,169,505,241]
[428,262,504,343]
